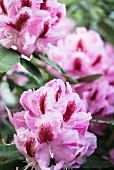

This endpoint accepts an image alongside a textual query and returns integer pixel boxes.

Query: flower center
[7,12,30,32]
[38,124,54,143]
[25,138,36,157]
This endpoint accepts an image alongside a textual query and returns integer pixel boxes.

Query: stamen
[64,163,73,170]
[24,160,36,170]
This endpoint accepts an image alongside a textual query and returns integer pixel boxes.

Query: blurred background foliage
[59,0,114,44]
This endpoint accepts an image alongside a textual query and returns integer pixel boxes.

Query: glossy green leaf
[0,46,20,73]
[20,58,43,84]
[81,155,111,169]
[77,74,103,83]
[33,53,64,74]
[0,144,23,159]
[0,160,23,170]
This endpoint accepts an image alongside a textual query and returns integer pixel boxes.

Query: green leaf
[33,53,64,74]
[63,73,78,83]
[20,58,43,84]
[33,53,79,84]
[7,78,16,91]
[0,144,23,159]
[76,74,103,83]
[81,155,111,169]
[0,160,26,170]
[0,46,20,73]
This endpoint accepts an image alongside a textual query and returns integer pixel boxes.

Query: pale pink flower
[7,79,96,170]
[0,0,66,56]
[47,28,114,135]
[74,79,114,135]
[48,27,105,78]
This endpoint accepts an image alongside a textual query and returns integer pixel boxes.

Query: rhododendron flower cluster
[0,0,66,56]
[7,79,96,170]
[48,27,105,77]
[47,27,114,135]
[75,79,114,135]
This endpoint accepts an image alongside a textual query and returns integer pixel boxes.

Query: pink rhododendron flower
[7,79,96,170]
[48,27,105,78]
[47,27,114,135]
[0,0,66,56]
[74,79,114,135]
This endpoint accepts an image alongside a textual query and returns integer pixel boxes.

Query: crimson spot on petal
[92,55,102,66]
[0,0,7,15]
[39,21,50,38]
[39,93,46,114]
[63,101,76,122]
[15,12,30,31]
[76,152,81,158]
[90,90,98,101]
[77,39,83,51]
[74,58,82,71]
[40,0,47,10]
[21,0,32,8]
[25,138,36,157]
[39,124,54,143]
[55,86,62,102]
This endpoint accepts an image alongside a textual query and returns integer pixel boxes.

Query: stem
[91,119,114,126]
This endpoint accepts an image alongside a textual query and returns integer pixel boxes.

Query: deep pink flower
[0,0,66,56]
[7,79,96,170]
